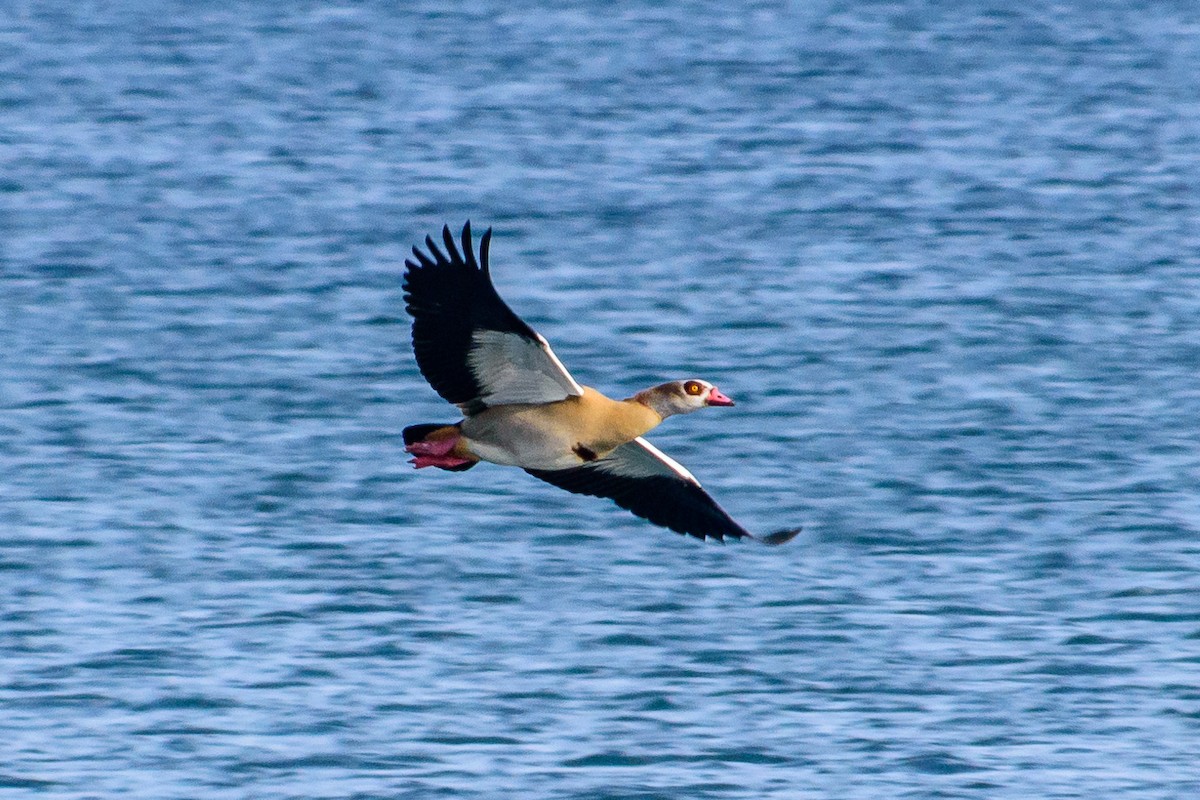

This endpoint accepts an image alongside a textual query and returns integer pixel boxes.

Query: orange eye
[684,381,703,396]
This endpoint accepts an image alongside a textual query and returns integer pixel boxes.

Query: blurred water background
[2,2,1200,798]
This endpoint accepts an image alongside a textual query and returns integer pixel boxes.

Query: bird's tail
[402,423,456,446]
[403,422,477,471]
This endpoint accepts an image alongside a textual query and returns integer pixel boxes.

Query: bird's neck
[627,388,674,421]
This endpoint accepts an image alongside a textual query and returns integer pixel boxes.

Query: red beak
[706,387,734,406]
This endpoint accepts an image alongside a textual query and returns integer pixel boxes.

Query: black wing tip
[704,526,801,545]
[423,233,447,264]
[441,224,464,263]
[755,527,802,546]
[409,222,488,273]
[479,226,492,273]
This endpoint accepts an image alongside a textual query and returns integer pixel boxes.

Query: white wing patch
[467,329,584,407]
[596,437,701,485]
[535,333,584,395]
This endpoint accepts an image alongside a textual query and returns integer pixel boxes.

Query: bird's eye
[684,381,703,396]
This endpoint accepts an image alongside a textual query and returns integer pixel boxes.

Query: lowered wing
[526,437,799,545]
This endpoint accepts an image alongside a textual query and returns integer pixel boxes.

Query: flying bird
[402,222,799,545]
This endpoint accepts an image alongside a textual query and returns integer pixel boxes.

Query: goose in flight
[402,222,799,545]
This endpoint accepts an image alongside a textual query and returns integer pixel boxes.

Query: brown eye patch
[684,381,703,396]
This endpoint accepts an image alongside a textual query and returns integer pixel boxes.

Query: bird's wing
[404,222,584,414]
[526,437,799,545]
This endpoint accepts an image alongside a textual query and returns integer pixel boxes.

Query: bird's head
[635,379,735,419]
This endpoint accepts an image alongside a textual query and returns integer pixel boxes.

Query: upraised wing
[404,223,584,415]
[526,437,800,545]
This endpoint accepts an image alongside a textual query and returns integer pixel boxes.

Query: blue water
[3,2,1199,798]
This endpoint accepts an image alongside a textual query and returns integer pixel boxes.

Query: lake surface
[2,2,1199,798]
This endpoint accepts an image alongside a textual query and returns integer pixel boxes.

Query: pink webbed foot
[405,437,459,458]
[406,434,472,469]
[410,453,475,469]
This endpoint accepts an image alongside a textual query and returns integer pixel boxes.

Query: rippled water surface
[3,2,1200,798]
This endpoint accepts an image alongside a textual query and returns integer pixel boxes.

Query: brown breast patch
[572,443,598,462]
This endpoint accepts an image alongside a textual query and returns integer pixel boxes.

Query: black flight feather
[403,221,540,412]
[525,465,753,543]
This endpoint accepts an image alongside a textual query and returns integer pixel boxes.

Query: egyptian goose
[402,223,799,545]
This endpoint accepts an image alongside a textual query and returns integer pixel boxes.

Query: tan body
[457,387,661,471]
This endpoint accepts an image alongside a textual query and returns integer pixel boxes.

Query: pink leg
[406,433,472,469]
[405,436,459,458]
[410,453,474,469]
